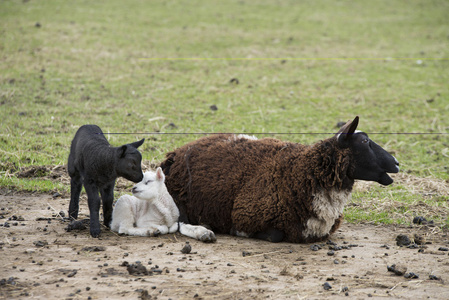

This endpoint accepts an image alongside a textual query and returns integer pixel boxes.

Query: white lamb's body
[110,168,216,242]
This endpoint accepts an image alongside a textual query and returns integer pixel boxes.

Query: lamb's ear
[337,116,359,143]
[128,138,145,149]
[155,167,165,182]
[118,145,127,158]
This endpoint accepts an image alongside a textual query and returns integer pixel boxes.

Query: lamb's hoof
[200,231,217,243]
[148,229,161,237]
[90,228,101,238]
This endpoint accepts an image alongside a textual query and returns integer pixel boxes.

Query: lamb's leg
[168,223,179,233]
[84,181,102,238]
[110,196,135,234]
[68,174,82,220]
[123,225,165,237]
[100,182,115,228]
[179,223,216,243]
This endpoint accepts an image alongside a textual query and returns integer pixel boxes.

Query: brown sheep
[160,117,399,243]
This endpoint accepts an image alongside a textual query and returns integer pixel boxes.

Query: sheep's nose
[132,187,137,193]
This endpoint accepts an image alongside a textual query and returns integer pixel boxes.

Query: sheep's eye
[145,180,153,185]
[362,138,369,144]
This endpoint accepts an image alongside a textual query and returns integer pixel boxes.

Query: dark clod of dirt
[58,269,78,277]
[35,22,41,28]
[181,242,191,254]
[81,246,106,252]
[327,250,335,256]
[323,282,332,290]
[17,166,48,178]
[438,247,449,251]
[413,216,427,224]
[229,78,239,85]
[127,263,151,276]
[404,272,419,279]
[210,105,218,111]
[66,219,90,231]
[412,216,434,226]
[0,277,17,286]
[139,289,152,300]
[429,275,441,280]
[413,234,426,245]
[33,240,48,247]
[387,264,407,276]
[396,234,411,246]
[242,250,252,257]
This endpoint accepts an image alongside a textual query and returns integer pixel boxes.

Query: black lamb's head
[116,138,145,183]
[336,116,399,186]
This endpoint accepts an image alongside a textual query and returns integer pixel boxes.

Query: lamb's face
[132,168,166,201]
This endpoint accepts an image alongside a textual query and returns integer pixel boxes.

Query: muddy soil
[0,192,448,300]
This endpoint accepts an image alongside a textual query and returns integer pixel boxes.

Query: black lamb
[160,116,400,243]
[68,125,145,237]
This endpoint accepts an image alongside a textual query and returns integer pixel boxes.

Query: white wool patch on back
[302,190,351,239]
[228,134,258,141]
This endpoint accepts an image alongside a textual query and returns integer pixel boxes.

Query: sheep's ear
[337,116,359,142]
[155,167,165,182]
[128,138,145,149]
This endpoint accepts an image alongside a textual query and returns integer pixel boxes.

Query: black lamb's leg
[100,181,115,228]
[68,174,82,220]
[84,180,102,238]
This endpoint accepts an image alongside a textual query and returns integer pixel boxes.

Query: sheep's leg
[179,223,216,243]
[84,181,102,238]
[252,228,285,243]
[68,174,82,220]
[100,182,115,228]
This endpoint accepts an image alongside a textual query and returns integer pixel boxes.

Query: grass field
[1,0,448,226]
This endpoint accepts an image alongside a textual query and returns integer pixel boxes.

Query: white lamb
[110,167,216,242]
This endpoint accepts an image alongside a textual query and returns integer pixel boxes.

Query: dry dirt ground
[1,190,448,300]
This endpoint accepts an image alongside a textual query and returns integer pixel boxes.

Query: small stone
[310,244,321,251]
[323,282,332,290]
[404,272,419,279]
[181,242,191,254]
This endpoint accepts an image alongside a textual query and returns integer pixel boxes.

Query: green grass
[1,0,448,226]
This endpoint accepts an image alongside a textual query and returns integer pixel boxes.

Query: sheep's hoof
[200,231,217,243]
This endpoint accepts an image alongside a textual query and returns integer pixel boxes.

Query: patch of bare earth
[1,169,448,299]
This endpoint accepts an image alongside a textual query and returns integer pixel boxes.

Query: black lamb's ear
[337,116,359,142]
[129,138,145,149]
[119,145,127,158]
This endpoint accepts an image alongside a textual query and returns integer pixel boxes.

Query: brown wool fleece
[161,134,355,243]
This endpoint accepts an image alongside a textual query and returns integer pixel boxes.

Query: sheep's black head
[336,116,399,186]
[116,138,145,183]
